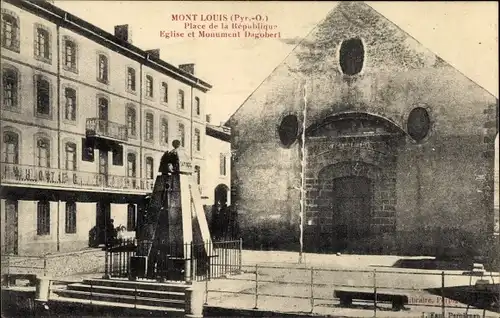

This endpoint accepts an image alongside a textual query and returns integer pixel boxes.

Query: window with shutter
[3,131,19,164]
[127,68,136,91]
[65,142,77,171]
[112,145,123,166]
[3,67,19,109]
[34,25,51,63]
[2,12,20,52]
[161,119,168,144]
[127,204,136,231]
[97,54,108,83]
[65,201,77,234]
[36,76,51,116]
[37,201,50,235]
[178,123,185,147]
[82,138,94,162]
[177,90,184,109]
[64,87,76,121]
[36,138,50,168]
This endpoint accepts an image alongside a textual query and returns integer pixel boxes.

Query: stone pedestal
[134,140,212,282]
[35,275,51,301]
[185,283,204,318]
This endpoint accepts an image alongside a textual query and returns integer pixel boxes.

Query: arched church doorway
[303,112,406,254]
[331,176,372,250]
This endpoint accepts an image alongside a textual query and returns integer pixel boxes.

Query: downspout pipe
[190,87,194,161]
[299,80,308,264]
[56,23,61,252]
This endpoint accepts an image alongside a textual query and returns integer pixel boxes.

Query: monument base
[166,258,185,281]
[130,256,148,279]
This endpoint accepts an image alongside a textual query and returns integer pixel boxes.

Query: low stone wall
[2,248,105,279]
[2,256,46,276]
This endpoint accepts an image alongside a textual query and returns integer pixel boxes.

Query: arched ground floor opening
[303,112,405,254]
[210,184,238,240]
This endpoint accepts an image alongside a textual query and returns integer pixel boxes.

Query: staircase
[50,278,190,314]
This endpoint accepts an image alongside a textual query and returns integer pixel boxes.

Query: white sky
[52,1,498,125]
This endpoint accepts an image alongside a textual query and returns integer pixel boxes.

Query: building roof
[206,124,231,142]
[7,0,212,92]
[225,2,497,125]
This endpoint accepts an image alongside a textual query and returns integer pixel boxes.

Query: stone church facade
[227,2,498,258]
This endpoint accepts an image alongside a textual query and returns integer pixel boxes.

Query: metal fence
[204,264,500,317]
[105,238,242,282]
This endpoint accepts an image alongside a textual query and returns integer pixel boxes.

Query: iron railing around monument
[104,238,242,282]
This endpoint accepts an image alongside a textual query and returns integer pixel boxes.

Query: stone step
[48,296,185,315]
[82,279,188,293]
[67,283,185,300]
[51,288,186,309]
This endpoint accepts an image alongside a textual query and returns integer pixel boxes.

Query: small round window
[407,107,431,142]
[278,114,299,147]
[339,38,365,75]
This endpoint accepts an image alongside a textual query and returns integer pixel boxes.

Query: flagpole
[299,81,307,264]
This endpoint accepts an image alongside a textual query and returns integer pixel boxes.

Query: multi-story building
[203,119,235,239]
[0,0,214,256]
[204,118,231,207]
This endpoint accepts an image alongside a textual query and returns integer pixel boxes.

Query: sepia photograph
[1,1,498,317]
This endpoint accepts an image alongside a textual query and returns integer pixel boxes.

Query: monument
[131,140,212,281]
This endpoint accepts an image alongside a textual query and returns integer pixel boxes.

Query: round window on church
[339,38,365,75]
[278,114,299,147]
[407,107,431,142]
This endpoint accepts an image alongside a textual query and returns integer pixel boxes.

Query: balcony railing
[86,118,128,142]
[1,163,154,193]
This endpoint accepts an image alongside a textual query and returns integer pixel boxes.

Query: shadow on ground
[425,284,500,313]
[391,258,475,271]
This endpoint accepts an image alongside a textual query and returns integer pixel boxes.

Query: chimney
[179,63,195,75]
[114,24,132,43]
[206,114,211,123]
[145,49,160,59]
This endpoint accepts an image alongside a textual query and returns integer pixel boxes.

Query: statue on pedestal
[131,140,212,282]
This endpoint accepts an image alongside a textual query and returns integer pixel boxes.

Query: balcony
[1,163,154,194]
[86,118,128,142]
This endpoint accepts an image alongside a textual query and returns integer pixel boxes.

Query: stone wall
[228,2,498,258]
[3,249,105,278]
